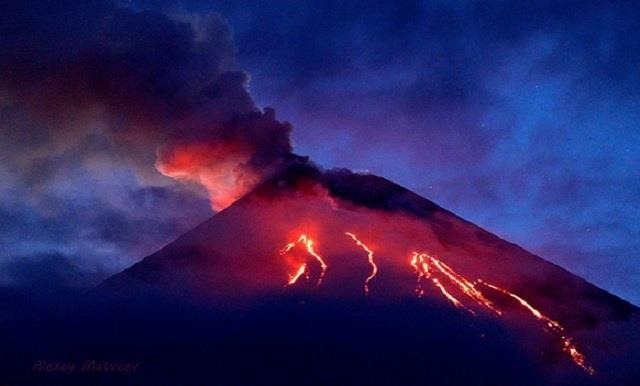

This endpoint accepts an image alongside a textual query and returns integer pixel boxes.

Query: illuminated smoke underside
[279,234,594,374]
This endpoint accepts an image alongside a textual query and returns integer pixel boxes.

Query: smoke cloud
[1,0,295,210]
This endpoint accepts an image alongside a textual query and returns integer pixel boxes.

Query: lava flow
[345,232,378,295]
[287,264,308,285]
[411,253,501,315]
[410,252,429,296]
[277,233,594,374]
[409,251,594,374]
[432,277,474,314]
[281,235,328,286]
[478,280,595,375]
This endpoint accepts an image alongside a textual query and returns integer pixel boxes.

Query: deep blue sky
[1,1,638,304]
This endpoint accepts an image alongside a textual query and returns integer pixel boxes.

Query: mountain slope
[99,164,639,385]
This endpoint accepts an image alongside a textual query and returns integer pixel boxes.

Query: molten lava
[478,280,595,375]
[281,235,328,286]
[432,277,475,314]
[478,280,560,329]
[427,254,500,315]
[277,233,594,374]
[287,264,308,285]
[410,252,429,296]
[345,232,378,295]
[408,252,593,374]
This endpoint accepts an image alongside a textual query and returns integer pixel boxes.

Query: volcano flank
[2,2,638,386]
[1,165,637,386]
[91,164,640,385]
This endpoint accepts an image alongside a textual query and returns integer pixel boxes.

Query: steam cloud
[0,0,295,210]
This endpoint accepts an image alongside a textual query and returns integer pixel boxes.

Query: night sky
[1,1,638,305]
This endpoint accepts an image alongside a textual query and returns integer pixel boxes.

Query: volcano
[92,164,639,385]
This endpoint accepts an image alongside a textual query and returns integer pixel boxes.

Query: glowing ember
[281,234,328,286]
[563,338,594,375]
[345,232,378,295]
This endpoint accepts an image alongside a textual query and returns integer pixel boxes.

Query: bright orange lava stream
[432,278,475,315]
[281,235,328,286]
[411,253,500,315]
[287,264,308,285]
[409,251,594,374]
[478,280,595,375]
[277,233,593,374]
[345,232,378,295]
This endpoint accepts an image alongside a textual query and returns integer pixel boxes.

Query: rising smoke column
[0,0,297,211]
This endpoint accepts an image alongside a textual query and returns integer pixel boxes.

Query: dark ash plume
[0,0,297,209]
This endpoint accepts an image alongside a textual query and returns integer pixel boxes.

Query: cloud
[0,0,307,286]
[0,252,107,290]
[0,0,298,210]
[1,0,639,305]
[198,0,640,304]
